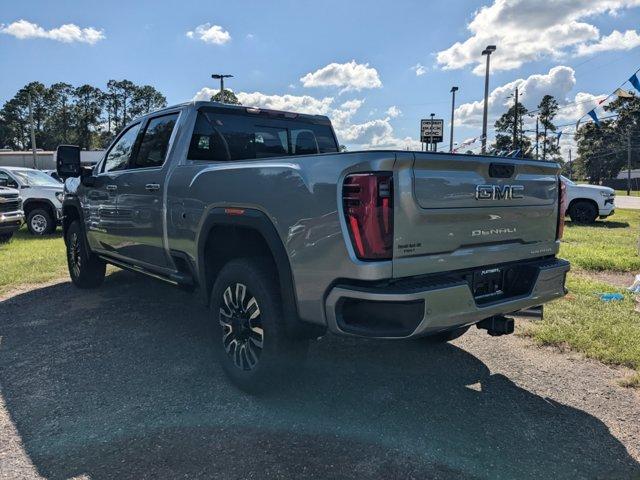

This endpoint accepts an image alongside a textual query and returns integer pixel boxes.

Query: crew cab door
[110,112,180,268]
[85,122,142,254]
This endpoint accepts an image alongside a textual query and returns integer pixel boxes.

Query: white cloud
[0,19,104,44]
[576,29,640,56]
[186,23,231,45]
[386,106,401,118]
[300,60,382,92]
[436,0,640,74]
[455,66,577,128]
[411,63,428,76]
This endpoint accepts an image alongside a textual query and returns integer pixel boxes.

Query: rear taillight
[557,178,567,240]
[342,173,393,260]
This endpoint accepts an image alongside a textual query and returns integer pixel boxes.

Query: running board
[99,255,193,286]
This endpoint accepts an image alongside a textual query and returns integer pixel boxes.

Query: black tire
[569,200,598,224]
[65,220,106,289]
[423,326,469,344]
[0,232,13,243]
[27,208,55,235]
[210,258,308,393]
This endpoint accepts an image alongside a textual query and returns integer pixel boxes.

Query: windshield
[560,175,575,186]
[11,169,62,187]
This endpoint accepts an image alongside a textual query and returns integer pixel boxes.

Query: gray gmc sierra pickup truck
[56,101,569,392]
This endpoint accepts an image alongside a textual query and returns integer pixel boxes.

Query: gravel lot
[1,271,639,480]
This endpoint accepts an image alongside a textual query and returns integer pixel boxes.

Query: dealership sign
[420,119,444,143]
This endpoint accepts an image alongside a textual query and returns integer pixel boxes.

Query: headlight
[55,191,64,202]
[599,191,613,197]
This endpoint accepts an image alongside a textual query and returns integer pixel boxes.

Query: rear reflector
[342,173,393,260]
[557,178,567,240]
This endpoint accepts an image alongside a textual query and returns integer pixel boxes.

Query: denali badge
[472,227,517,237]
[475,184,524,200]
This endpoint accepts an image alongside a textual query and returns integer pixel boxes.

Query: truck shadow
[0,271,638,479]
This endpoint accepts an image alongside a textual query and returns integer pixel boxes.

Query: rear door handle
[145,183,160,192]
[106,185,118,191]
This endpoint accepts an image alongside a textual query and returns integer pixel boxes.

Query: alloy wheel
[68,232,82,278]
[219,283,264,371]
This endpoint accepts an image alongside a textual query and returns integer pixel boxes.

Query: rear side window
[104,123,141,173]
[188,111,338,161]
[131,113,179,169]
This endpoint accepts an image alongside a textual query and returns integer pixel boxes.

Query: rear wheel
[210,258,308,393]
[27,208,55,235]
[569,200,598,224]
[0,232,13,243]
[423,326,469,343]
[66,220,106,288]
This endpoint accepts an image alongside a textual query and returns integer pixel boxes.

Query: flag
[614,88,634,98]
[630,73,640,93]
[587,109,600,127]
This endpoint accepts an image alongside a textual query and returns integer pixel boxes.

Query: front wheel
[569,200,598,224]
[27,208,55,235]
[66,220,106,288]
[210,258,308,393]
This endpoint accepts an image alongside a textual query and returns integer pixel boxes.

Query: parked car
[56,101,569,392]
[561,176,615,224]
[0,186,24,242]
[0,167,63,235]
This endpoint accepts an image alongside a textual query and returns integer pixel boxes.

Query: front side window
[187,111,338,161]
[103,123,141,173]
[132,113,179,169]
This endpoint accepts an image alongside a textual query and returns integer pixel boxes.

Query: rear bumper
[325,257,569,339]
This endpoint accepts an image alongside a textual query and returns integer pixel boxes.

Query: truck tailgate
[393,152,560,278]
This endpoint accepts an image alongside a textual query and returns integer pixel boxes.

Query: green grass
[615,190,640,197]
[523,274,640,385]
[560,209,640,272]
[0,227,67,296]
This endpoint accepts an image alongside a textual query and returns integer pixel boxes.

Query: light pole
[211,73,233,103]
[449,86,458,153]
[430,112,435,152]
[481,45,496,154]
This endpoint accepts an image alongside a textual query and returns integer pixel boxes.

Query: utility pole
[211,73,233,103]
[27,91,37,169]
[568,148,572,180]
[628,129,632,196]
[481,45,496,154]
[449,86,458,153]
[512,86,518,151]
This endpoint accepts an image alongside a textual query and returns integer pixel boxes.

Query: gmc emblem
[475,184,524,200]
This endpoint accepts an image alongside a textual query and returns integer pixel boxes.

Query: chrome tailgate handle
[145,183,160,192]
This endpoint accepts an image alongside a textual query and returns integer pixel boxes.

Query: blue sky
[2,0,640,157]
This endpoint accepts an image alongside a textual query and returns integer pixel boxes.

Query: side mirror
[56,145,81,179]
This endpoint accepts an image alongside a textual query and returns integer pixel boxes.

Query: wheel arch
[197,208,322,339]
[23,198,56,217]
[567,197,599,214]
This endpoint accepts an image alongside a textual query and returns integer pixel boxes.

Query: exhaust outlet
[477,315,515,336]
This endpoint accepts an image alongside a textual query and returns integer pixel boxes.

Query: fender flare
[23,198,58,216]
[196,207,316,337]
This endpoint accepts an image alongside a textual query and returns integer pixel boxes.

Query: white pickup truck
[562,176,615,224]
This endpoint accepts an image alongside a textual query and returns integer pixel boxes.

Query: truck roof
[136,100,332,125]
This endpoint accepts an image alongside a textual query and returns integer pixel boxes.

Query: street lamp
[449,86,458,153]
[481,45,496,154]
[430,112,435,152]
[211,73,233,103]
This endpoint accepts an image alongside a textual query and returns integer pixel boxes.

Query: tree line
[490,92,638,182]
[0,80,166,151]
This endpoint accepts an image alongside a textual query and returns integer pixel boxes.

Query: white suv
[561,176,615,224]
